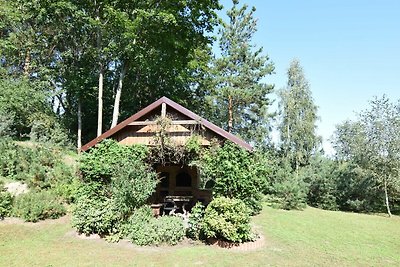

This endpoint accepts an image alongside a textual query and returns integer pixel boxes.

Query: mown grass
[0,205,399,267]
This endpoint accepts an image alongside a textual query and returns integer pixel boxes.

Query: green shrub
[201,197,254,243]
[335,163,380,212]
[0,77,48,137]
[301,155,338,211]
[13,190,66,222]
[79,140,148,183]
[198,142,269,214]
[71,183,120,236]
[0,182,13,219]
[272,178,307,210]
[29,113,71,148]
[155,216,186,245]
[0,139,75,195]
[52,177,81,204]
[124,206,156,245]
[125,206,185,246]
[0,111,15,137]
[267,159,307,210]
[111,159,158,216]
[186,202,205,240]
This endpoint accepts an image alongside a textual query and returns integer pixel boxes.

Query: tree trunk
[228,95,233,133]
[384,177,392,217]
[96,7,103,137]
[111,63,126,128]
[286,123,290,155]
[97,64,104,136]
[77,99,82,153]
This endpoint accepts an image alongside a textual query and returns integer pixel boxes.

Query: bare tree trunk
[77,99,82,153]
[111,63,126,128]
[384,177,392,217]
[286,123,290,155]
[228,95,233,133]
[97,64,104,137]
[96,5,103,137]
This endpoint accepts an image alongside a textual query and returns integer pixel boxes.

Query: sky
[218,0,400,154]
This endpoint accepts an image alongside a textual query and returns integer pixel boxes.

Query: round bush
[201,197,254,243]
[125,206,185,246]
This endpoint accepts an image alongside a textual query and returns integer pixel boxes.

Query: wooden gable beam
[128,120,200,126]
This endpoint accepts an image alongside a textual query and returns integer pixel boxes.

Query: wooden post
[161,103,166,118]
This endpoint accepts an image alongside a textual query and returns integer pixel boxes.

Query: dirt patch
[64,229,206,252]
[0,217,25,225]
[207,234,265,251]
[0,214,70,226]
[5,181,29,196]
[63,154,78,167]
[65,230,102,240]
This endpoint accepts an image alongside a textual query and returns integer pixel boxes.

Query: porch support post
[161,103,166,118]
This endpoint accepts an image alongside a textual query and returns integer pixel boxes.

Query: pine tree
[206,0,274,146]
[278,59,320,171]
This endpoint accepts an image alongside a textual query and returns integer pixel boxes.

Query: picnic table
[163,195,193,215]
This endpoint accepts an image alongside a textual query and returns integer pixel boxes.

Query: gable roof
[80,96,252,151]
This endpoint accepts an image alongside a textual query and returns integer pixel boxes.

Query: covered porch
[150,165,212,216]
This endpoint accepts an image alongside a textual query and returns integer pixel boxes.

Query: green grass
[0,205,399,267]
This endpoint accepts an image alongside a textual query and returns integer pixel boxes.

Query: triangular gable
[80,96,252,151]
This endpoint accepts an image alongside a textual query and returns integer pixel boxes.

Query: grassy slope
[0,206,399,267]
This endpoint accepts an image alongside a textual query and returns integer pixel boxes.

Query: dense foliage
[79,140,148,182]
[265,158,307,210]
[124,206,185,246]
[201,197,254,243]
[301,156,338,210]
[72,183,120,236]
[0,0,221,146]
[0,138,77,198]
[0,182,12,219]
[12,190,66,222]
[186,202,206,240]
[198,142,270,214]
[73,141,158,240]
[111,159,158,216]
[333,96,400,215]
[0,78,70,146]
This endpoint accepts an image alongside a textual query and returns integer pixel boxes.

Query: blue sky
[218,0,400,154]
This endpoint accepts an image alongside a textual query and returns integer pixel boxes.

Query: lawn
[0,205,399,267]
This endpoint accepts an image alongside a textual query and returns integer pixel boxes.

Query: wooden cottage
[81,97,251,213]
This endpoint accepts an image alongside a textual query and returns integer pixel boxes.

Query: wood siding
[114,123,222,146]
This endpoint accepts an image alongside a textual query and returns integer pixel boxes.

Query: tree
[0,0,221,147]
[206,0,274,146]
[333,95,400,216]
[278,59,320,171]
[0,77,47,137]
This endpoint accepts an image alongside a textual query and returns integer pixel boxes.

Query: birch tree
[278,59,320,171]
[334,96,400,216]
